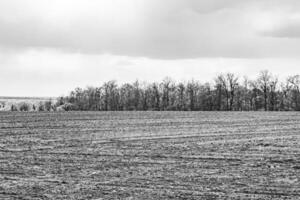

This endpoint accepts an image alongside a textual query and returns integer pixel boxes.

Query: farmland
[0,112,300,199]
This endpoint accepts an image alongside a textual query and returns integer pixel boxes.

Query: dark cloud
[0,0,300,59]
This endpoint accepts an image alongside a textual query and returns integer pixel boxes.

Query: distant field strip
[0,112,300,199]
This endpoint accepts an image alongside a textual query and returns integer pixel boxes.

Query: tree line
[53,70,300,111]
[6,100,55,112]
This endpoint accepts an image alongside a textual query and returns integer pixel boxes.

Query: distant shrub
[11,104,18,111]
[62,103,77,111]
[55,103,77,111]
[19,103,30,111]
[38,102,45,111]
[56,97,65,107]
[44,100,53,111]
[0,101,5,109]
[56,105,65,112]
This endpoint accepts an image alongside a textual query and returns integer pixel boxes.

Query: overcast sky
[1,0,300,97]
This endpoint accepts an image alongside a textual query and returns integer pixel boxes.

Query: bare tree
[215,73,238,110]
[257,70,272,111]
[150,83,161,111]
[287,75,300,110]
[227,73,239,110]
[103,81,119,111]
[176,82,186,111]
[269,76,279,111]
[249,80,260,111]
[215,74,229,110]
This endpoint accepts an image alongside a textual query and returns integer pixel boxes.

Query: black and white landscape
[0,0,300,199]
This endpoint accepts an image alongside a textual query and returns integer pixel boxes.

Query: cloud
[0,0,300,59]
[262,20,300,38]
[2,0,300,97]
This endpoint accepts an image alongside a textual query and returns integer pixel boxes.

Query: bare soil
[0,112,300,199]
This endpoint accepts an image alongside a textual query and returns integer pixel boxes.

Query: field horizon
[0,96,56,100]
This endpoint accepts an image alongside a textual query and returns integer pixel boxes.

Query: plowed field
[1,112,300,199]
